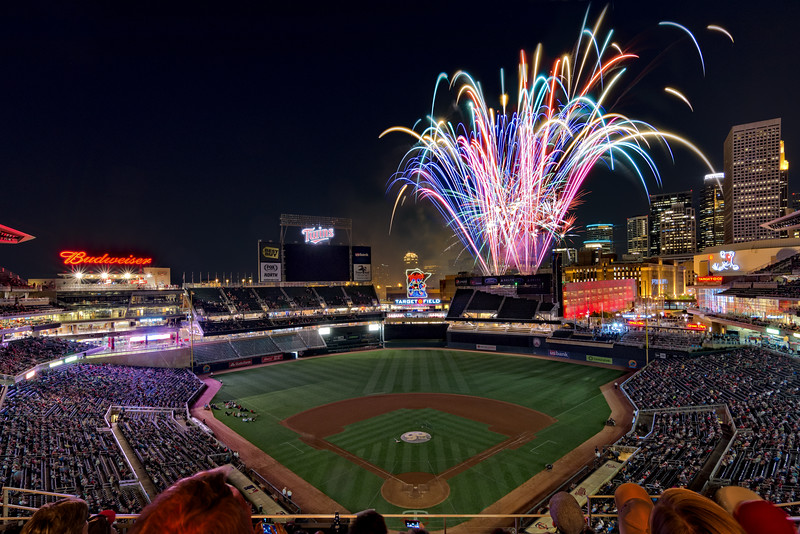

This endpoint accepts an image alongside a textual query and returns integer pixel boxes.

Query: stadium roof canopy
[0,223,35,244]
[760,210,800,232]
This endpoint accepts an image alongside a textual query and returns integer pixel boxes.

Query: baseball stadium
[2,215,800,533]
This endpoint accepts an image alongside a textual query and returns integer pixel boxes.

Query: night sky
[2,1,798,283]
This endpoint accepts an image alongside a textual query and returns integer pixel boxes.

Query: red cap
[733,500,795,534]
[98,509,116,524]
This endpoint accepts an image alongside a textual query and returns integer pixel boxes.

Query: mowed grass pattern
[212,349,624,514]
[327,408,507,474]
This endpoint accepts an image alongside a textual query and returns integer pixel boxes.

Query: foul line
[280,441,305,454]
[529,440,557,454]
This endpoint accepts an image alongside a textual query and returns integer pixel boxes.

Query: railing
[2,487,799,533]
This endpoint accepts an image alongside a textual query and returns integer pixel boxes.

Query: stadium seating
[0,364,203,514]
[446,289,474,319]
[118,411,234,493]
[189,287,231,315]
[620,347,800,508]
[343,285,379,307]
[252,287,292,311]
[313,286,349,307]
[223,287,264,313]
[281,287,323,309]
[497,297,539,320]
[0,337,94,376]
[465,290,504,312]
[230,336,282,358]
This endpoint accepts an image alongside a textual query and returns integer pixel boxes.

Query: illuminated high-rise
[699,173,725,251]
[649,191,695,256]
[626,215,649,256]
[583,223,614,254]
[723,118,789,243]
[403,252,419,270]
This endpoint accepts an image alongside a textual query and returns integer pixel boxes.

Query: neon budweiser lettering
[301,227,334,244]
[60,251,153,266]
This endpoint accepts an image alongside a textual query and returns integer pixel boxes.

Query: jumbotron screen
[283,243,350,282]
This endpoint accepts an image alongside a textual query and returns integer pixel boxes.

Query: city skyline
[1,1,798,281]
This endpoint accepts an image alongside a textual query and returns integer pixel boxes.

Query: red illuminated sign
[686,323,707,331]
[60,251,153,266]
[627,320,646,326]
[696,275,723,283]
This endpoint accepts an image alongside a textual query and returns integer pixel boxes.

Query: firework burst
[383,7,720,275]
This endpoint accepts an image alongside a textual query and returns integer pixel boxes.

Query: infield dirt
[282,392,555,508]
[192,367,634,534]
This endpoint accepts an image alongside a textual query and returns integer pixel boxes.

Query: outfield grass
[212,349,624,514]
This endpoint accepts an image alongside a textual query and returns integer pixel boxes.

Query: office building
[699,173,725,251]
[723,118,789,243]
[626,215,649,256]
[649,191,695,256]
[583,223,614,254]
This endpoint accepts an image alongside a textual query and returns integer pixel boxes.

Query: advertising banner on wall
[352,246,372,281]
[258,241,282,282]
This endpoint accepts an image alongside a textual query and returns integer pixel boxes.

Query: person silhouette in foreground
[129,467,254,534]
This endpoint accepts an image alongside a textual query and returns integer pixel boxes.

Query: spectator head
[21,496,89,534]
[87,514,116,534]
[715,486,796,534]
[548,492,588,534]
[348,510,387,534]
[614,483,653,534]
[129,467,252,534]
[650,488,747,534]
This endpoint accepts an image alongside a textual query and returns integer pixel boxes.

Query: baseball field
[211,348,624,517]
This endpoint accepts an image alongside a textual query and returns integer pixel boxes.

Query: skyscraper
[626,215,649,256]
[583,223,614,254]
[723,118,789,243]
[649,191,695,256]
[699,173,725,251]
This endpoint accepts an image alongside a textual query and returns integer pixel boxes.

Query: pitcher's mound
[381,472,450,508]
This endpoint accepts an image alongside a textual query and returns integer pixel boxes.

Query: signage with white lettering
[394,298,441,305]
[301,227,335,244]
[260,261,282,282]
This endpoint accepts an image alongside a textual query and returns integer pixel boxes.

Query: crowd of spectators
[117,411,235,493]
[618,329,705,351]
[252,287,292,311]
[621,347,800,509]
[280,287,322,309]
[0,269,31,289]
[313,286,348,308]
[617,410,723,490]
[0,337,94,376]
[200,317,273,336]
[343,286,378,307]
[199,311,383,337]
[0,364,203,514]
[188,288,231,315]
[222,288,263,314]
[0,302,60,318]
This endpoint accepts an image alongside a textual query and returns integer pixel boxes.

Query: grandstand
[3,269,800,532]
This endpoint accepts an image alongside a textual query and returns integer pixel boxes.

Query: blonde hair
[21,497,89,534]
[650,488,747,534]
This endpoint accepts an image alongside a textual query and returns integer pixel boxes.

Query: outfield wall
[447,331,690,369]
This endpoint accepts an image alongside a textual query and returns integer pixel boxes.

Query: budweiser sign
[60,251,153,266]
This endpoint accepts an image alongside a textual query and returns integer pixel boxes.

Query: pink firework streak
[382,8,717,275]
